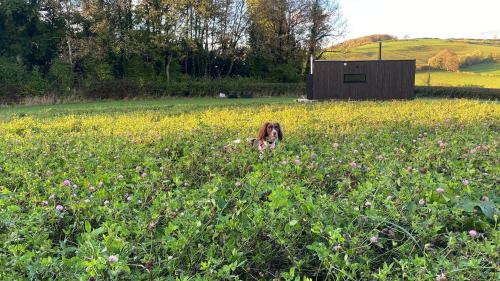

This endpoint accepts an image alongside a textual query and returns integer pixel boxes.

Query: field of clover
[0,99,498,280]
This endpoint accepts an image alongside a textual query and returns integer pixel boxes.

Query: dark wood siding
[311,60,416,100]
[306,74,313,99]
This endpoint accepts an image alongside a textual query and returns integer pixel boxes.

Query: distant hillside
[334,34,397,49]
[324,38,500,69]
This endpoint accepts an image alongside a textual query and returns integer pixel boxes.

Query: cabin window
[344,74,367,83]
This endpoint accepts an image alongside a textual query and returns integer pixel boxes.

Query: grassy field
[324,39,500,68]
[0,98,498,280]
[416,71,500,88]
[0,97,297,121]
[462,63,500,75]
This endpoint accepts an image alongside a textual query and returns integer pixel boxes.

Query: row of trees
[0,0,345,88]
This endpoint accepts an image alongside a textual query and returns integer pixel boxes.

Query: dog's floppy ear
[258,122,270,141]
[276,123,284,141]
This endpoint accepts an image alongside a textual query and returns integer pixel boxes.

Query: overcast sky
[338,0,500,40]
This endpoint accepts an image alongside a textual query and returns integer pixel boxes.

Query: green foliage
[48,60,73,94]
[0,57,50,102]
[80,59,114,82]
[85,80,141,100]
[0,0,340,100]
[83,78,304,100]
[0,57,28,87]
[26,66,51,94]
[269,63,302,83]
[0,0,65,71]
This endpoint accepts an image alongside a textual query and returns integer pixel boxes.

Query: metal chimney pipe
[378,41,382,61]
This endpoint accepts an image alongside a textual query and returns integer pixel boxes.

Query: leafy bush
[268,63,302,83]
[0,57,50,103]
[85,80,142,100]
[0,57,27,103]
[79,58,114,83]
[459,51,495,68]
[25,66,51,94]
[48,60,74,94]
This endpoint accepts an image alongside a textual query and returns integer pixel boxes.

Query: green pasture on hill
[324,39,500,68]
[461,63,500,75]
[415,71,500,88]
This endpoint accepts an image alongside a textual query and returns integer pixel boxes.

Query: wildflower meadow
[0,99,498,280]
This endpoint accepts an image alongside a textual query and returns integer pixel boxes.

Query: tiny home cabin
[306,59,416,100]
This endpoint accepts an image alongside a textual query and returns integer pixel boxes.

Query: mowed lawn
[0,98,499,280]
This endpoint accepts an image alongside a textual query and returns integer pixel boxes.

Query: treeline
[0,0,345,100]
[428,49,497,72]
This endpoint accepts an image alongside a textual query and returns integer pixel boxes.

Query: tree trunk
[66,36,73,65]
[64,0,73,65]
[227,56,235,76]
[165,53,173,83]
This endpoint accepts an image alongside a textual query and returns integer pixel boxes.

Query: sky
[338,0,500,40]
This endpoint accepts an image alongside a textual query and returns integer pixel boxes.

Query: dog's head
[258,122,283,143]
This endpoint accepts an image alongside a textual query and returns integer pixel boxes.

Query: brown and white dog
[252,122,284,151]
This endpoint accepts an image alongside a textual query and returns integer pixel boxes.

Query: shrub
[459,51,494,68]
[25,66,51,94]
[0,57,27,103]
[85,80,141,100]
[83,78,305,100]
[0,57,50,103]
[48,60,74,94]
[269,63,301,83]
[80,58,114,83]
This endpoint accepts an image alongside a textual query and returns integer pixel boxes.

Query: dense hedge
[0,79,305,104]
[3,78,500,105]
[86,79,305,99]
[415,86,500,100]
